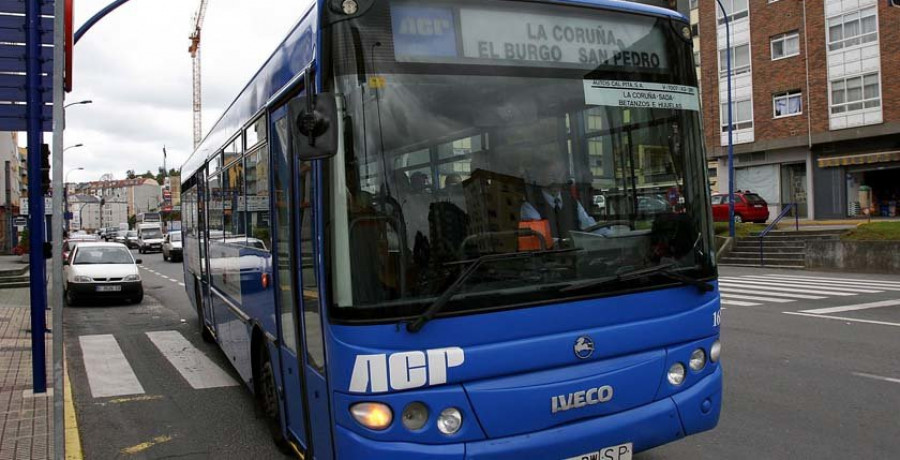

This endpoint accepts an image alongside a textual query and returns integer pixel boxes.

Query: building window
[827,7,877,51]
[830,73,880,114]
[718,44,750,76]
[690,0,699,10]
[720,99,753,132]
[773,91,802,118]
[693,50,700,66]
[717,0,749,24]
[771,31,800,60]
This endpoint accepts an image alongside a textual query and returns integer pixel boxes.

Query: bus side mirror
[295,70,338,160]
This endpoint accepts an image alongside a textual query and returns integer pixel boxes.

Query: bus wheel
[259,348,291,452]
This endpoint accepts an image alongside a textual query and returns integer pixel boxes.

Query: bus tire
[259,347,292,453]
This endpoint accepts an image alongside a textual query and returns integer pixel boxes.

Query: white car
[64,242,143,305]
[138,227,165,254]
[162,231,183,262]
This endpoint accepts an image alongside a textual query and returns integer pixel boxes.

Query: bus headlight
[667,362,686,386]
[436,407,462,435]
[710,340,721,363]
[350,402,392,431]
[689,348,706,371]
[401,402,428,431]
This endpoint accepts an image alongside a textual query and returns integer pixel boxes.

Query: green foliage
[842,222,900,241]
[713,222,767,239]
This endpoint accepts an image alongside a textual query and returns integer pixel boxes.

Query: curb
[65,361,83,460]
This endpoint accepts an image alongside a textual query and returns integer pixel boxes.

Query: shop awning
[818,150,900,168]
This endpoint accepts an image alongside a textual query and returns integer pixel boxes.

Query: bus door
[197,164,215,331]
[270,101,312,452]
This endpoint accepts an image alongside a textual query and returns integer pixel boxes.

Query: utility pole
[3,160,10,253]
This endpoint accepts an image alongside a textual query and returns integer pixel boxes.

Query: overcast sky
[56,0,311,184]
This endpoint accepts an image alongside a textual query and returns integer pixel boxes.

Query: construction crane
[188,0,209,149]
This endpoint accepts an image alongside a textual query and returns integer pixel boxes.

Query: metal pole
[26,0,47,394]
[715,0,736,238]
[73,0,135,44]
[3,160,10,253]
[51,0,66,453]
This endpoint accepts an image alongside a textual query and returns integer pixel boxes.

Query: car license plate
[564,443,632,460]
[96,285,121,292]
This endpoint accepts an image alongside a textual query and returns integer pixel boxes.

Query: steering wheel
[582,220,635,233]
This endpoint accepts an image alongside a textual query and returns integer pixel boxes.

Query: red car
[711,192,770,223]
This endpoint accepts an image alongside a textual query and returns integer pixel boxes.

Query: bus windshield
[327,0,714,321]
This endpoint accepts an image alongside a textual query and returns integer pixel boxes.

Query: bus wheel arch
[251,326,291,451]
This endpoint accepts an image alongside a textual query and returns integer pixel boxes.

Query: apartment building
[699,0,900,219]
[74,178,163,219]
[0,133,22,251]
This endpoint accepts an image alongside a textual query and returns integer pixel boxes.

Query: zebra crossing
[718,274,900,307]
[78,330,237,399]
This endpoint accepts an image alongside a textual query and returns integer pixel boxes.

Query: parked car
[64,242,143,305]
[162,231,183,262]
[123,230,139,249]
[137,226,165,254]
[114,231,128,245]
[711,191,770,223]
[62,234,101,260]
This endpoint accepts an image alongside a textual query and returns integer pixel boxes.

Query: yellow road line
[64,363,84,460]
[106,395,164,405]
[120,435,173,455]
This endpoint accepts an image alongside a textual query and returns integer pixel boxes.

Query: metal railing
[758,203,799,266]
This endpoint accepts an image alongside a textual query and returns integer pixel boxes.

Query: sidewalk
[0,287,54,459]
[0,255,26,273]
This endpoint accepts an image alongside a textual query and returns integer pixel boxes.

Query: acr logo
[551,385,614,414]
[349,347,465,393]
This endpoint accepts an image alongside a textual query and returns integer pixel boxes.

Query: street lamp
[715,0,736,238]
[64,100,92,109]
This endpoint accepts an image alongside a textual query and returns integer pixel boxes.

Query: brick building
[698,0,900,219]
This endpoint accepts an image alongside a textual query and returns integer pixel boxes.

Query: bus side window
[299,161,325,373]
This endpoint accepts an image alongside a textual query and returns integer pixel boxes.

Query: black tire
[258,348,292,453]
[734,214,743,224]
[65,289,78,307]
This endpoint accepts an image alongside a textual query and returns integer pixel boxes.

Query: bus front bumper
[335,366,722,459]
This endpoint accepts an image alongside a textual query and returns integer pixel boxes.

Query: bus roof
[180,0,685,182]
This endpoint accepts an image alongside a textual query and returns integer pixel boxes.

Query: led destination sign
[392,4,669,70]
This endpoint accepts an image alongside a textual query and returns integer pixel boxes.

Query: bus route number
[712,310,721,328]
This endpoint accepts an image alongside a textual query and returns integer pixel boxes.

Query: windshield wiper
[406,248,581,333]
[560,262,714,294]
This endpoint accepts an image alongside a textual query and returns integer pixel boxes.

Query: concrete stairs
[719,229,847,269]
[0,265,29,289]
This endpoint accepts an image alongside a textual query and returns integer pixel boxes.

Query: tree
[126,170,136,179]
[127,215,136,229]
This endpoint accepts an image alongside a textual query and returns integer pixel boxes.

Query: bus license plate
[564,442,632,460]
[96,285,121,292]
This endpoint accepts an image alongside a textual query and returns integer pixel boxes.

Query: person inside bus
[520,160,596,243]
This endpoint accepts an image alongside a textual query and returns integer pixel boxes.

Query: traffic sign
[0,0,55,132]
[13,216,27,226]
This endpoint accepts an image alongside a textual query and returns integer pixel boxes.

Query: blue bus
[180,1,721,458]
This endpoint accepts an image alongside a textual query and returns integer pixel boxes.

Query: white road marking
[718,287,825,300]
[718,280,860,296]
[720,299,761,307]
[800,299,900,315]
[720,277,882,294]
[720,293,795,303]
[79,335,145,398]
[170,279,178,283]
[782,312,900,328]
[178,282,185,287]
[748,276,900,292]
[759,274,900,287]
[145,331,238,389]
[853,372,900,385]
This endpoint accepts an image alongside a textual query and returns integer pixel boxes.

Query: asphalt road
[64,253,900,459]
[64,248,289,459]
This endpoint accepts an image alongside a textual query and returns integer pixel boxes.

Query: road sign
[0,0,54,132]
[19,196,53,215]
[13,216,27,226]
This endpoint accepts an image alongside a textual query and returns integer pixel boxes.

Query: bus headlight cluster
[437,407,462,435]
[710,340,721,363]
[667,362,686,386]
[350,402,392,431]
[689,348,707,372]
